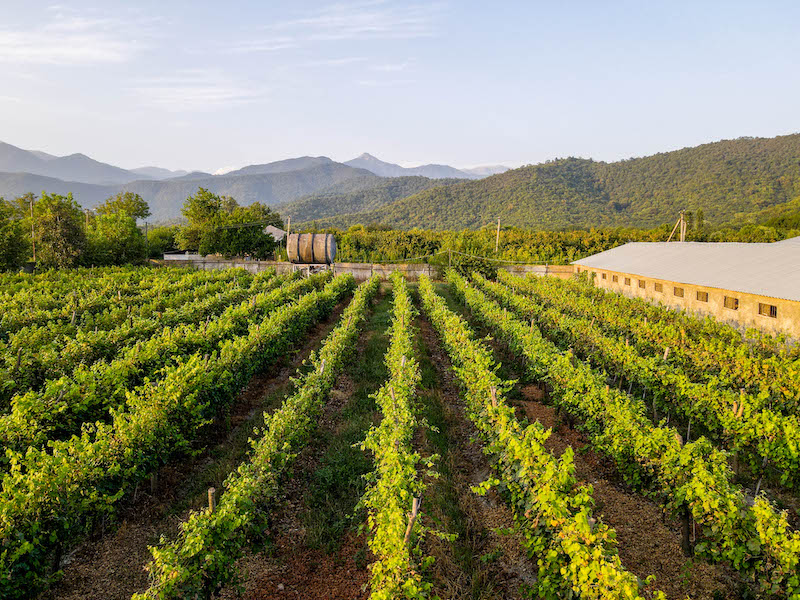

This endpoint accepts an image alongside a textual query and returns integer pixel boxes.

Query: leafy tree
[176,188,283,258]
[212,202,283,259]
[147,225,179,258]
[84,211,147,266]
[21,192,86,269]
[175,188,226,251]
[0,198,28,271]
[95,191,151,220]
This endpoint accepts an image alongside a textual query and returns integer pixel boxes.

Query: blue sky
[1,1,798,173]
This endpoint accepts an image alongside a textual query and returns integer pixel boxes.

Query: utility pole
[30,197,36,263]
[495,218,501,253]
[679,210,687,242]
[666,210,687,243]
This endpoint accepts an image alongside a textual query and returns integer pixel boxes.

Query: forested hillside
[317,134,800,230]
[277,175,461,222]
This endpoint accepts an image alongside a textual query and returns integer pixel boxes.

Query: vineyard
[0,266,798,600]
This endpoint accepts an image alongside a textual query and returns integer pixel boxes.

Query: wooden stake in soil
[681,507,694,556]
[208,487,217,513]
[404,497,421,545]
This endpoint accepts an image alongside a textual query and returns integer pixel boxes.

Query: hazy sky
[1,1,798,173]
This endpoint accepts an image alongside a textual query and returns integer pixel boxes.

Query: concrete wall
[155,257,575,281]
[577,265,800,339]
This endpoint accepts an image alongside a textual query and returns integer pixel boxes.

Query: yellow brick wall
[576,266,800,339]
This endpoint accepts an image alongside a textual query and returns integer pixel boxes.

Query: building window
[654,283,663,293]
[696,291,709,302]
[758,303,778,318]
[601,273,607,280]
[674,287,684,298]
[724,296,739,310]
[612,275,619,283]
[624,277,631,286]
[638,280,646,289]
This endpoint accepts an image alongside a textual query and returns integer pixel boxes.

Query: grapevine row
[474,272,800,489]
[0,274,356,599]
[418,274,663,600]
[0,272,330,460]
[0,267,244,336]
[360,272,431,599]
[498,271,800,410]
[448,271,800,598]
[133,275,380,600]
[0,270,283,406]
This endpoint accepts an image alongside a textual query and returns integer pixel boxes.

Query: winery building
[571,236,800,338]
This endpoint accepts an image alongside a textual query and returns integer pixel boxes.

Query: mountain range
[343,153,508,179]
[307,134,800,231]
[2,135,799,229]
[0,141,506,221]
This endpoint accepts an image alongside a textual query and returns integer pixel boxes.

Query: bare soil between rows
[415,312,533,599]
[435,284,745,600]
[41,300,350,600]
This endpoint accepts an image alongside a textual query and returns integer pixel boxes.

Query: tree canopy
[176,187,284,259]
[95,191,151,220]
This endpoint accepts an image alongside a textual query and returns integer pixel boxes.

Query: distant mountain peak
[345,153,480,180]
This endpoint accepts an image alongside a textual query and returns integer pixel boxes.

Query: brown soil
[220,326,380,599]
[436,287,744,599]
[415,314,533,599]
[517,393,742,599]
[43,300,350,600]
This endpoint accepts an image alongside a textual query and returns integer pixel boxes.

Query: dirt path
[43,300,350,600]
[219,291,394,599]
[434,283,745,600]
[414,310,534,599]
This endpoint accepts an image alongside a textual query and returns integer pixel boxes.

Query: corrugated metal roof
[263,225,286,242]
[572,239,800,302]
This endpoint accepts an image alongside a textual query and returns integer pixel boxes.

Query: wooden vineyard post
[681,507,693,556]
[150,472,158,495]
[14,347,22,374]
[678,432,694,556]
[319,359,326,374]
[663,347,670,361]
[490,386,497,408]
[404,497,421,545]
[208,487,217,513]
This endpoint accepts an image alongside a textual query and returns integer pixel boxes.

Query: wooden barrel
[286,233,337,264]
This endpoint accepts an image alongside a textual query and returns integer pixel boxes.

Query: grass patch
[411,293,502,599]
[302,291,393,555]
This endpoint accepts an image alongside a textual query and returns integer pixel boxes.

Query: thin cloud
[0,10,153,65]
[300,57,368,67]
[357,78,415,87]
[129,70,267,112]
[230,1,442,53]
[371,61,411,72]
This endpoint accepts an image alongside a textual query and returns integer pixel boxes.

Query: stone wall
[156,257,575,281]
